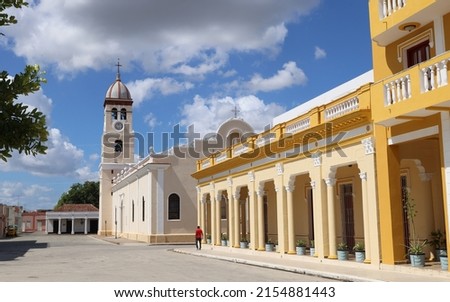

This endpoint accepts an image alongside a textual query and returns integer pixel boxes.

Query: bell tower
[98,61,134,236]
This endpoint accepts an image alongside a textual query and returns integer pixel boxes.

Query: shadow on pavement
[0,238,48,261]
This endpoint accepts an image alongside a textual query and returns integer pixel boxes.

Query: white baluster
[396,79,402,101]
[382,0,388,18]
[401,78,407,100]
[397,0,403,9]
[430,65,436,90]
[406,75,411,98]
[391,82,397,103]
[442,59,449,86]
[387,0,392,16]
[392,0,397,12]
[423,68,429,91]
[385,84,392,105]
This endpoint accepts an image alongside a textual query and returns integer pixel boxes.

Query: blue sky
[0,0,372,211]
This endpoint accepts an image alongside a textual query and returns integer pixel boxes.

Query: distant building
[0,204,23,237]
[46,204,99,234]
[22,210,48,233]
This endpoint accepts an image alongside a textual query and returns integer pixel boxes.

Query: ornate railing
[380,0,406,19]
[285,117,310,134]
[325,97,360,120]
[384,75,411,106]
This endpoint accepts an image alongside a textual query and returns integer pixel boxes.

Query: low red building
[22,210,48,233]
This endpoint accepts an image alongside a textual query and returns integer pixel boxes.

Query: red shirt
[195,228,203,239]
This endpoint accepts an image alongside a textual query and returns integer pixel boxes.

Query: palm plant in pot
[265,238,274,252]
[353,242,365,263]
[240,236,249,249]
[309,240,315,256]
[428,229,445,261]
[337,242,348,261]
[404,193,426,267]
[296,239,307,255]
[221,233,228,246]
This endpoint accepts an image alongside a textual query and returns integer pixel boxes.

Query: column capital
[248,171,255,182]
[310,180,316,189]
[312,152,322,167]
[227,177,233,187]
[276,163,284,175]
[359,172,367,181]
[361,137,375,155]
[285,184,295,193]
[325,178,336,187]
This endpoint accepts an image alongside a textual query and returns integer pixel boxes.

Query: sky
[0,0,373,211]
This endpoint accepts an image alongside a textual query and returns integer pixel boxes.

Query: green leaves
[1,1,48,162]
[55,181,100,209]
[0,66,48,161]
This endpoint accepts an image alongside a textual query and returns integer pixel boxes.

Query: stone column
[325,177,337,259]
[71,217,75,235]
[285,183,296,254]
[233,191,240,247]
[84,217,88,234]
[257,188,265,251]
[58,218,61,235]
[215,192,221,245]
[359,172,370,263]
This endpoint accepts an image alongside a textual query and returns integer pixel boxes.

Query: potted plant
[404,194,426,267]
[428,229,446,261]
[309,240,315,256]
[337,242,348,261]
[440,249,448,271]
[221,233,228,246]
[206,233,211,244]
[265,238,274,252]
[240,236,249,249]
[296,239,307,255]
[353,242,365,263]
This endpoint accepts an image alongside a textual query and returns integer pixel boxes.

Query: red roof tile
[54,204,99,212]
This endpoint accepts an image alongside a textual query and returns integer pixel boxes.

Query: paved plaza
[0,233,331,282]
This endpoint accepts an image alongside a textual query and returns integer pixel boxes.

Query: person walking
[195,226,203,250]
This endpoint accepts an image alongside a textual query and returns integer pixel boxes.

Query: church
[98,67,254,243]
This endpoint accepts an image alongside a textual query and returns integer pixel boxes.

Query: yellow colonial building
[193,0,450,270]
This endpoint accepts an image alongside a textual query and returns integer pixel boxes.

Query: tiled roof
[54,204,99,212]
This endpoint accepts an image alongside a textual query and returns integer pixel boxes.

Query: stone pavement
[94,235,450,282]
[171,244,450,282]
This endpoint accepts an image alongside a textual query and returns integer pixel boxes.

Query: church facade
[98,68,254,243]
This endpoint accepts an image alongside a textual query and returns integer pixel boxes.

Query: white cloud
[180,95,285,136]
[246,61,307,93]
[0,128,95,179]
[0,181,53,209]
[4,0,320,76]
[314,46,327,60]
[144,113,158,130]
[126,77,193,106]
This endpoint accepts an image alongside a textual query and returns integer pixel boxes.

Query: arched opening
[111,108,118,120]
[120,108,127,120]
[168,193,180,220]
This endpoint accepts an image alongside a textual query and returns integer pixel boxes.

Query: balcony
[373,51,450,126]
[194,85,372,174]
[370,0,449,46]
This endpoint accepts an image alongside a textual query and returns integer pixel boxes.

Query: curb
[173,248,380,282]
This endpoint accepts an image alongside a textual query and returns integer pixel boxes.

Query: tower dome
[105,75,132,100]
[105,60,132,100]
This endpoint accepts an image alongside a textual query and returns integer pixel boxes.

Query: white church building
[98,68,254,243]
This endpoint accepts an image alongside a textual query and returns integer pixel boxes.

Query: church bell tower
[98,62,134,236]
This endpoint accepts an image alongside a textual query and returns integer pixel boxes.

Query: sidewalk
[173,244,450,282]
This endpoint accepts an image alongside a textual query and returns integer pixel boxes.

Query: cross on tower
[116,58,122,80]
[231,105,240,118]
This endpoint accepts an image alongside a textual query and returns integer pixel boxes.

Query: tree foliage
[55,181,100,209]
[0,0,48,161]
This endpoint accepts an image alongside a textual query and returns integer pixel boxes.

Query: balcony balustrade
[384,75,411,106]
[325,97,360,120]
[380,0,407,19]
